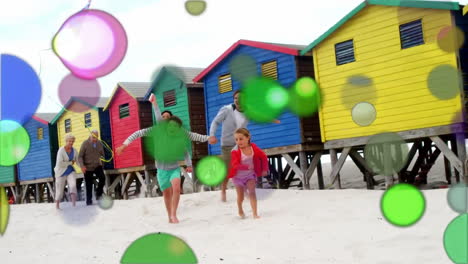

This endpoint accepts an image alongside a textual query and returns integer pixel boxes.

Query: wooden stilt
[430,136,463,175]
[317,159,324,189]
[450,137,461,183]
[299,151,308,189]
[304,152,322,189]
[456,133,467,183]
[329,147,351,189]
[329,148,344,189]
[144,170,151,197]
[35,184,40,203]
[383,143,394,189]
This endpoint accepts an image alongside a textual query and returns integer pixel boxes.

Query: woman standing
[54,133,79,209]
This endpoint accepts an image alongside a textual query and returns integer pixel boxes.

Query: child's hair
[162,110,173,116]
[168,116,183,127]
[234,128,251,144]
[233,90,240,97]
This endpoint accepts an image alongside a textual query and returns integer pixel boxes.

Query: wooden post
[144,170,151,197]
[299,151,308,189]
[451,137,461,183]
[329,149,341,189]
[35,184,40,203]
[383,143,394,189]
[317,159,324,190]
[456,133,467,184]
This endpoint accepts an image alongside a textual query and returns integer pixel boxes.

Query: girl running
[228,128,269,219]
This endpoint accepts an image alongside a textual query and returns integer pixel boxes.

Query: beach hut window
[65,119,72,133]
[84,113,92,128]
[163,89,176,107]
[399,19,424,49]
[261,60,278,80]
[37,127,44,140]
[119,103,130,119]
[218,74,232,93]
[335,40,355,65]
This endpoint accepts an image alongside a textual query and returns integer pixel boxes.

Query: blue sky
[1,0,466,113]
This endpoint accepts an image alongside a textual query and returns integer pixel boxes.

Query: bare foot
[239,211,245,219]
[221,191,227,202]
[253,214,261,219]
[170,216,179,224]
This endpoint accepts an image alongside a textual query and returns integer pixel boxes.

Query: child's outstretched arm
[149,93,163,122]
[187,131,210,143]
[116,127,153,155]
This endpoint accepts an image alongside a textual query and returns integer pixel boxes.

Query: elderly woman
[54,133,79,209]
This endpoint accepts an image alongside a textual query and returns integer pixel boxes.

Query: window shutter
[37,127,44,140]
[399,19,424,49]
[218,74,233,93]
[65,119,71,133]
[119,103,130,119]
[84,113,92,128]
[335,40,355,65]
[261,60,278,80]
[163,90,176,107]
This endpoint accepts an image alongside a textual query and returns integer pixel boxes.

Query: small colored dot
[143,121,191,163]
[444,214,468,263]
[121,232,197,263]
[427,64,461,100]
[185,0,207,16]
[447,183,468,214]
[437,25,465,53]
[240,77,288,123]
[52,9,127,79]
[364,132,409,176]
[0,120,30,166]
[351,102,376,126]
[380,183,426,227]
[98,194,114,210]
[229,54,257,84]
[195,156,227,186]
[288,77,321,117]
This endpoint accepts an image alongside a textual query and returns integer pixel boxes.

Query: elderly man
[78,130,106,205]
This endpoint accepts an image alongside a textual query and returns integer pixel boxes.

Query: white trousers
[55,172,77,202]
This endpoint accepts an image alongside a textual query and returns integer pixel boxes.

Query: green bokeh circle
[364,132,409,176]
[239,76,288,123]
[444,214,468,263]
[195,156,227,186]
[0,120,31,166]
[288,77,321,117]
[380,183,426,227]
[143,121,191,163]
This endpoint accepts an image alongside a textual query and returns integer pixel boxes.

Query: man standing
[208,90,248,202]
[79,130,106,205]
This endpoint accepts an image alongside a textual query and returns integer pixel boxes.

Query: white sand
[0,185,458,264]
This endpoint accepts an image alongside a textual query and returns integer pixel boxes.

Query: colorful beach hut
[103,82,154,198]
[193,39,324,189]
[146,66,208,193]
[299,0,468,188]
[51,97,113,172]
[147,66,208,161]
[17,113,58,203]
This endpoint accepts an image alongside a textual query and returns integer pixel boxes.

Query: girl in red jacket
[228,128,269,219]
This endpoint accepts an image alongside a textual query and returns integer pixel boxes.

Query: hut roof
[300,0,460,55]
